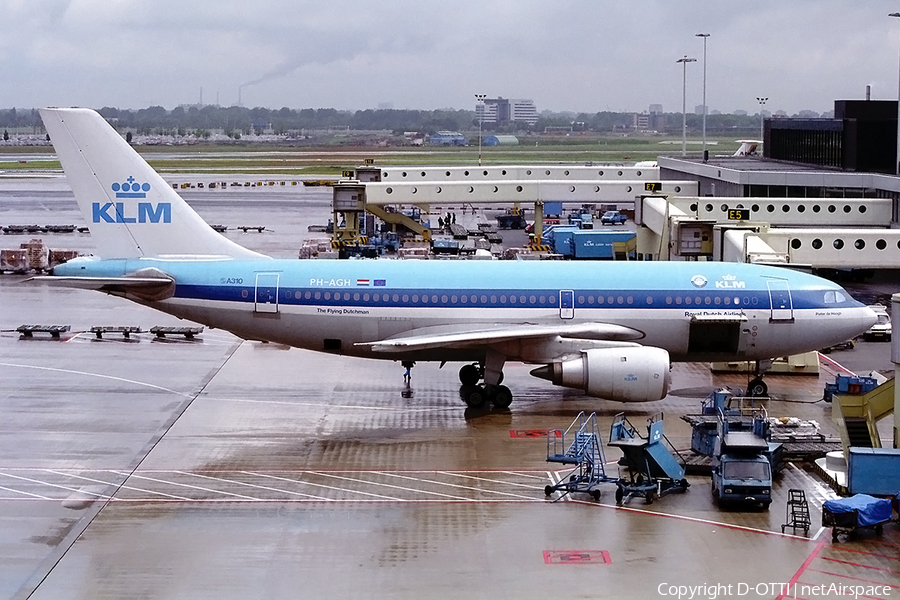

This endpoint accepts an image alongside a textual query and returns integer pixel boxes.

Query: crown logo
[112,176,150,199]
[722,274,737,281]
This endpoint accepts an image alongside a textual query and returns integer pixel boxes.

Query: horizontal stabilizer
[29,273,175,301]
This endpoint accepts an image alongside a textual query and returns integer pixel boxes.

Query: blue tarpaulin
[823,494,893,527]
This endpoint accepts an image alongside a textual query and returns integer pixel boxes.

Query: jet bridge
[636,194,900,269]
[334,174,699,245]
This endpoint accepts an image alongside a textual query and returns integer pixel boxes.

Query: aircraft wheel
[491,385,513,409]
[748,378,768,397]
[459,364,480,386]
[464,385,487,408]
[614,487,624,505]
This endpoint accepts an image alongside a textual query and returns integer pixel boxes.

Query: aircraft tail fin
[733,140,761,157]
[40,108,267,260]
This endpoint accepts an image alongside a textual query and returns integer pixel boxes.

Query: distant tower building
[649,104,663,114]
[476,97,538,126]
[509,99,538,125]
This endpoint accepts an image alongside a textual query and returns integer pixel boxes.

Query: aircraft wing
[357,322,643,353]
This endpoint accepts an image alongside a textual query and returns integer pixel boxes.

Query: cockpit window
[824,291,846,304]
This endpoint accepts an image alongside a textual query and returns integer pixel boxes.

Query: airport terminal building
[659,99,900,224]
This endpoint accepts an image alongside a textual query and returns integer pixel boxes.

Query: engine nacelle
[530,347,670,402]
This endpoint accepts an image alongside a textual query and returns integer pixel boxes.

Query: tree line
[0,105,771,137]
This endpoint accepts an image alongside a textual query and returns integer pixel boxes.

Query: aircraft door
[255,272,280,314]
[766,279,793,322]
[559,290,575,319]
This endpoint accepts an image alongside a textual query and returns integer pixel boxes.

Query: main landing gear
[458,356,513,410]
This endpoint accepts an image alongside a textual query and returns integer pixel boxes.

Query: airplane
[33,108,876,409]
[733,140,761,156]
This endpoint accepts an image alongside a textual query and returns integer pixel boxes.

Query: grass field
[0,133,739,175]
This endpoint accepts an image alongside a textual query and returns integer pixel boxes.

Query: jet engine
[530,347,670,402]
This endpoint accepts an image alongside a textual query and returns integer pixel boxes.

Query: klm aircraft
[35,108,876,409]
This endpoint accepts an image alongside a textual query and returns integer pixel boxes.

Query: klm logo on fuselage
[92,176,171,223]
[714,274,746,289]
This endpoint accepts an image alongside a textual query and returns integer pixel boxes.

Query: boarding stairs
[607,412,690,505]
[781,488,811,535]
[832,377,894,452]
[544,412,616,501]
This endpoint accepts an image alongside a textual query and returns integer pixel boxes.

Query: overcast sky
[2,1,898,115]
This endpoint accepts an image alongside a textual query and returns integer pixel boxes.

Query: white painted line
[111,471,258,500]
[0,362,191,396]
[605,502,812,540]
[0,484,51,500]
[499,470,548,481]
[384,472,537,500]
[213,397,456,413]
[0,472,105,498]
[310,471,470,501]
[441,471,546,491]
[176,471,330,501]
[45,470,189,501]
[248,471,399,501]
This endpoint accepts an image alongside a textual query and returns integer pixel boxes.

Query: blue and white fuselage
[54,256,872,363]
[37,108,877,408]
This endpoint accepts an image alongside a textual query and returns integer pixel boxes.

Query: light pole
[756,97,768,152]
[677,55,696,157]
[890,13,900,175]
[696,33,710,162]
[474,94,487,166]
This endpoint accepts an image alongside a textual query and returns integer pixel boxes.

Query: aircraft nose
[860,305,879,331]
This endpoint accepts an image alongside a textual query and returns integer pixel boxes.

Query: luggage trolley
[544,412,617,501]
[822,494,893,542]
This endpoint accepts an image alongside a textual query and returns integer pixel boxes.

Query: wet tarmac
[1,176,898,599]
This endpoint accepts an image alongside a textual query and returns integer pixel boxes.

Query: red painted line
[867,539,900,550]
[808,568,900,590]
[817,353,856,376]
[509,430,552,438]
[819,556,900,574]
[825,546,900,562]
[775,538,827,600]
[542,550,610,565]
